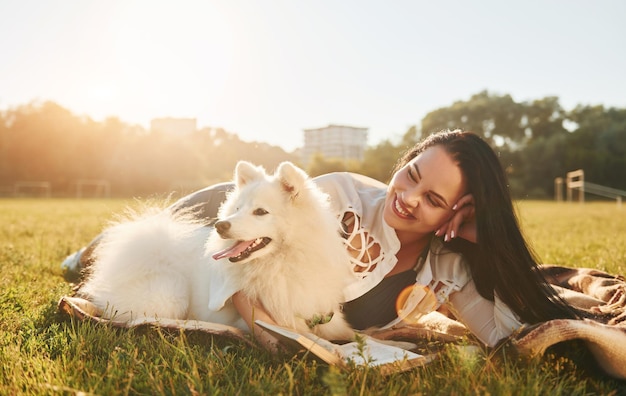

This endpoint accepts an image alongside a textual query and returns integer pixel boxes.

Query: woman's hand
[436,193,477,243]
[232,291,284,354]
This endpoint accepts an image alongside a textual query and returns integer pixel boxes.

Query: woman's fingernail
[452,204,458,210]
[435,229,440,236]
[444,234,449,242]
[450,230,455,239]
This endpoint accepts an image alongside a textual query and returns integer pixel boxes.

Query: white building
[302,124,368,165]
[150,117,197,135]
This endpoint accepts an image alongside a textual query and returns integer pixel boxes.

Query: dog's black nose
[215,220,231,235]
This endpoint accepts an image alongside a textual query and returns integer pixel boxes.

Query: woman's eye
[253,208,269,216]
[408,169,417,182]
[427,195,440,207]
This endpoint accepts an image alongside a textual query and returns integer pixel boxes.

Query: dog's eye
[253,208,269,216]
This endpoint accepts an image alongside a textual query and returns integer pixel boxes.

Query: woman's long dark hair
[393,130,580,324]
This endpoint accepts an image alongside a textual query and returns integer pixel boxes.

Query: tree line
[303,91,626,199]
[1,91,624,199]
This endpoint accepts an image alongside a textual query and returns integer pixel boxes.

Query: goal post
[14,181,51,198]
[562,169,624,207]
[554,177,564,201]
[566,169,584,203]
[73,179,111,198]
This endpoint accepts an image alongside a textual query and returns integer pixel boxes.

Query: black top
[342,269,417,330]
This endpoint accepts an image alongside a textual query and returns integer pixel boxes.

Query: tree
[565,105,626,190]
[0,101,296,196]
[398,125,423,150]
[359,139,404,183]
[523,96,568,141]
[421,91,525,149]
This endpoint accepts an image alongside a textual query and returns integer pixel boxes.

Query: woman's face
[384,145,467,238]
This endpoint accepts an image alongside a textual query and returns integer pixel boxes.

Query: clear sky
[1,0,625,152]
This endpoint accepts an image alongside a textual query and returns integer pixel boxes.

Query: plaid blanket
[59,263,626,379]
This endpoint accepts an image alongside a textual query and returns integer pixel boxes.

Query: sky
[1,1,625,152]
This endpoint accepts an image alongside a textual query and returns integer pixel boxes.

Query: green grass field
[1,199,625,395]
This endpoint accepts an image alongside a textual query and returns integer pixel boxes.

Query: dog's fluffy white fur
[79,161,356,340]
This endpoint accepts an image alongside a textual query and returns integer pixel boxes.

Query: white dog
[78,161,356,341]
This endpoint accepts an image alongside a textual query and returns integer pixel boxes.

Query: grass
[1,198,625,395]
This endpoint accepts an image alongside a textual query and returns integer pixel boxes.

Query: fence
[556,169,625,207]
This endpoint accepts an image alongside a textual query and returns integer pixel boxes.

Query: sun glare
[395,284,438,325]
[87,84,117,103]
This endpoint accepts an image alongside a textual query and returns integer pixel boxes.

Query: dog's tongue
[211,240,255,260]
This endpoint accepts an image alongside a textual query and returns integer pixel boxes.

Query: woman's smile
[392,195,414,220]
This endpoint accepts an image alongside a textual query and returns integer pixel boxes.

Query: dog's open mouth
[211,237,272,262]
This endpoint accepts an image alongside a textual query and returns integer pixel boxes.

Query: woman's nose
[402,190,421,209]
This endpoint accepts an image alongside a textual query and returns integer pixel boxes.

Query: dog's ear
[276,162,309,200]
[235,161,266,188]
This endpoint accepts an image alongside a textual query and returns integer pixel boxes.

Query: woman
[232,129,589,349]
[63,130,599,350]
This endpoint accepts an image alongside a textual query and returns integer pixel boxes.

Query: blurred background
[1,1,624,199]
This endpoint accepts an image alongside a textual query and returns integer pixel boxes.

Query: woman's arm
[447,280,524,347]
[231,291,283,353]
